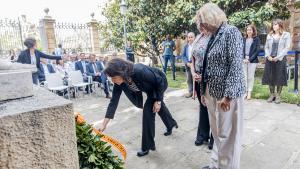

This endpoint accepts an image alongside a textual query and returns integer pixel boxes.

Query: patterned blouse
[127,80,140,92]
[192,33,211,73]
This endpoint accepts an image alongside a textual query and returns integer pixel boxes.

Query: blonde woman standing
[262,19,291,104]
[243,24,261,100]
[197,3,245,169]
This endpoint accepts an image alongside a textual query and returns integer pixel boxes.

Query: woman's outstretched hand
[99,118,111,132]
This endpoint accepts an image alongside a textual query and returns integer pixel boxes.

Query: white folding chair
[68,70,90,98]
[45,73,69,99]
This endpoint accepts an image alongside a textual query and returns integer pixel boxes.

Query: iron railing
[54,22,92,54]
[0,18,24,59]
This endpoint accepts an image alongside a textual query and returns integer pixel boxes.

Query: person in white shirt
[55,59,67,78]
[64,54,76,72]
[54,44,63,56]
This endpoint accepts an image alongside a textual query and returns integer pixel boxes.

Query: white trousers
[205,86,243,169]
[243,63,257,92]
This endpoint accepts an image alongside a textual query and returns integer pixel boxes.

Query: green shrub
[76,123,124,169]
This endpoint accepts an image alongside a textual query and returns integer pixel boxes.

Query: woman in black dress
[99,58,178,157]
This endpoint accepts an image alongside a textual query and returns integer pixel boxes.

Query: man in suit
[182,32,195,98]
[38,58,56,82]
[75,53,88,77]
[87,54,111,98]
[75,53,90,93]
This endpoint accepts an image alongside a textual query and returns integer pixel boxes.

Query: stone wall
[0,87,79,169]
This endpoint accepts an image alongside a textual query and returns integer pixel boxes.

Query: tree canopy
[99,0,291,64]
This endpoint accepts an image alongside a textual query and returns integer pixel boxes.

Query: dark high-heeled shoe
[164,122,178,136]
[137,150,149,157]
[208,136,214,150]
[137,146,156,157]
[195,139,207,146]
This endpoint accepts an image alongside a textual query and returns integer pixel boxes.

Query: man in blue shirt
[182,32,195,98]
[75,53,89,93]
[162,34,176,80]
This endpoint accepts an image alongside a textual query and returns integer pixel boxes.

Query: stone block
[0,87,79,169]
[0,70,33,101]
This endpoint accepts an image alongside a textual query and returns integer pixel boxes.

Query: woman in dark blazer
[17,37,63,84]
[99,58,178,157]
[243,24,261,100]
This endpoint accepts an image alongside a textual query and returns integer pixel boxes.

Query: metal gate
[54,22,92,54]
[0,18,23,59]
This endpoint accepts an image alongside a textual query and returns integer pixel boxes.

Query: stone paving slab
[73,89,300,169]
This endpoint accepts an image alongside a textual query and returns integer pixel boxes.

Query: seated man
[98,55,113,91]
[38,58,56,83]
[75,53,88,80]
[75,53,89,93]
[87,54,111,99]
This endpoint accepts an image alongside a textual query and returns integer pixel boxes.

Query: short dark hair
[104,58,134,82]
[89,54,96,59]
[58,44,62,48]
[24,37,36,49]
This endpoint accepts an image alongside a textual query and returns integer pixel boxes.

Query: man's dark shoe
[106,94,111,99]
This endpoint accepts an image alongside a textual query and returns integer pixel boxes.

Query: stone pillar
[39,8,57,54]
[0,87,79,169]
[88,13,100,54]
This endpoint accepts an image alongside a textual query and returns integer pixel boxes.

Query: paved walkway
[73,89,300,169]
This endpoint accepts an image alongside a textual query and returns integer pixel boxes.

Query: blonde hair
[196,3,227,28]
[187,32,195,38]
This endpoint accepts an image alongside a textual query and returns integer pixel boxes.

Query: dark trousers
[142,97,177,151]
[185,65,193,93]
[195,81,212,141]
[127,55,135,63]
[163,55,176,80]
[92,74,109,95]
[32,72,39,85]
